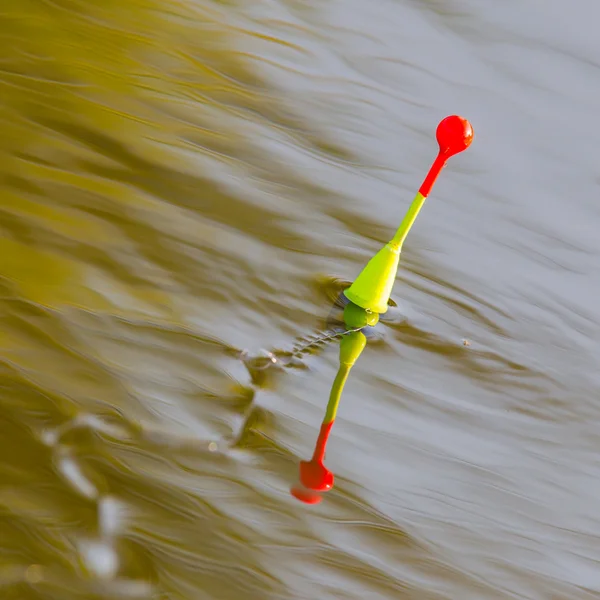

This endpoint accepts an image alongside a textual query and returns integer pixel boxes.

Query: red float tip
[418,115,473,197]
[436,115,473,157]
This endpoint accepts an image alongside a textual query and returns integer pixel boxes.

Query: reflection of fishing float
[292,116,474,503]
[291,323,367,504]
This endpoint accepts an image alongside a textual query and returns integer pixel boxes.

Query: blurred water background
[2,0,600,598]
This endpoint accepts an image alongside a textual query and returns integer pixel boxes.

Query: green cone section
[343,191,428,314]
[343,242,400,314]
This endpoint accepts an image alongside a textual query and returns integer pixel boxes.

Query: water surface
[2,1,600,598]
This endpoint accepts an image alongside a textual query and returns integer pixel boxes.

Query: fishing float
[291,115,473,504]
[343,115,473,314]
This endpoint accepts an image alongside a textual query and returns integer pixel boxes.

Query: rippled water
[2,1,600,598]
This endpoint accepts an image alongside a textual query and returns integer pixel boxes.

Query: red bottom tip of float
[299,459,334,492]
[290,485,323,504]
